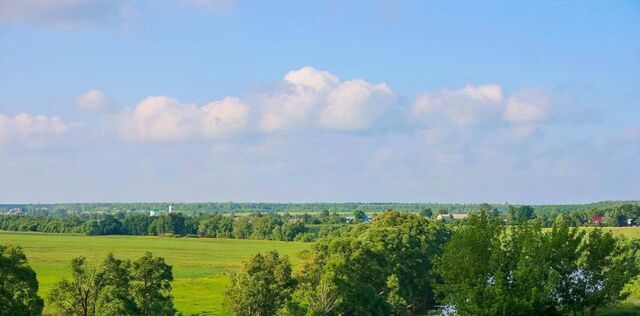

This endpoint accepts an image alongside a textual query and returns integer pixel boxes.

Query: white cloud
[76,89,110,111]
[0,0,129,26]
[0,113,71,147]
[201,97,249,138]
[412,84,504,127]
[260,66,396,132]
[319,79,395,130]
[117,96,248,142]
[503,88,549,124]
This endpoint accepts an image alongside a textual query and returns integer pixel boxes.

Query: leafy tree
[233,216,252,239]
[49,257,106,316]
[386,274,407,316]
[251,215,281,239]
[353,210,367,222]
[96,254,136,316]
[131,252,176,316]
[419,207,433,218]
[563,229,639,315]
[278,221,307,241]
[0,245,43,316]
[50,253,175,316]
[435,211,504,315]
[224,251,294,316]
[294,211,449,315]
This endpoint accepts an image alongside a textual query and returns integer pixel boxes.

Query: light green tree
[224,251,295,316]
[49,257,106,316]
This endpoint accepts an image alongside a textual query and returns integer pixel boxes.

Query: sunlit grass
[0,231,309,315]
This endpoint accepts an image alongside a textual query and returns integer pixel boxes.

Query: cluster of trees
[557,204,640,227]
[438,212,639,315]
[225,211,451,315]
[0,247,176,316]
[224,211,640,316]
[49,252,175,316]
[0,212,321,241]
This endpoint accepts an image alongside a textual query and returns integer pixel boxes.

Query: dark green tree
[0,245,44,316]
[131,252,176,316]
[353,210,367,222]
[96,254,137,316]
[419,207,433,218]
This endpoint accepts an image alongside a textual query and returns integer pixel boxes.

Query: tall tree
[49,257,106,316]
[0,245,44,316]
[131,252,176,316]
[435,211,504,315]
[96,254,137,316]
[224,251,295,316]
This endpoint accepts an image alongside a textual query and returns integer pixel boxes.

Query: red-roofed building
[591,214,604,224]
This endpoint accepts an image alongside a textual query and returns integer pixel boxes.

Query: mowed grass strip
[0,231,310,315]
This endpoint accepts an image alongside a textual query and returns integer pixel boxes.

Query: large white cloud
[0,113,71,147]
[260,66,396,132]
[319,79,395,130]
[117,96,248,142]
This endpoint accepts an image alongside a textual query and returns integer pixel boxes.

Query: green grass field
[0,231,310,315]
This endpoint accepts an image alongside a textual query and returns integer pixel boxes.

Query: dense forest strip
[2,201,639,216]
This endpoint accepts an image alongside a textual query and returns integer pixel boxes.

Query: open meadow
[0,231,310,315]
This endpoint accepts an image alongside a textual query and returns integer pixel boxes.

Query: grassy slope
[0,231,310,315]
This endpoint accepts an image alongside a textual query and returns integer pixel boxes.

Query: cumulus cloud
[0,113,71,147]
[117,96,248,142]
[319,80,395,130]
[0,0,130,26]
[503,88,550,124]
[75,89,110,111]
[412,84,504,127]
[412,84,552,140]
[260,66,396,132]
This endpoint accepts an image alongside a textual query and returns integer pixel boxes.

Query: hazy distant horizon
[2,200,639,207]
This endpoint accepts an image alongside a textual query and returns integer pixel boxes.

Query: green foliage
[49,256,105,316]
[0,244,43,316]
[386,274,407,316]
[49,252,176,316]
[419,207,433,218]
[435,211,505,315]
[131,252,176,316]
[292,211,450,315]
[224,251,295,316]
[436,212,640,315]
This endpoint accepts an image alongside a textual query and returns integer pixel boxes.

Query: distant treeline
[0,211,362,242]
[2,203,640,242]
[2,201,639,216]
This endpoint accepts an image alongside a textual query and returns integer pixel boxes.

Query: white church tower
[168,203,174,213]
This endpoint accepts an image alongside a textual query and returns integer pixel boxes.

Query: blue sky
[0,0,638,204]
